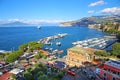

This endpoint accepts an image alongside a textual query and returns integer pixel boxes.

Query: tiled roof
[0,72,12,80]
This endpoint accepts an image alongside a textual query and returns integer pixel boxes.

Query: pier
[72,36,117,50]
[37,33,68,45]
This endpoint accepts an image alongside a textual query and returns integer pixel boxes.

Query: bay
[0,26,106,57]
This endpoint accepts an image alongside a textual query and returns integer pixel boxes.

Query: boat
[44,41,52,45]
[57,50,64,54]
[37,25,41,29]
[56,42,61,46]
[49,48,53,51]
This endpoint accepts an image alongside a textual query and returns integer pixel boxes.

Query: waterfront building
[96,60,120,80]
[66,46,96,67]
[34,49,49,56]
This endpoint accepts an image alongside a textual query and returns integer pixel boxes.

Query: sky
[0,0,120,24]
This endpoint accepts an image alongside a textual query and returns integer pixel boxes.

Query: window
[72,58,74,61]
[108,69,110,72]
[118,72,120,77]
[103,73,107,80]
[112,77,116,80]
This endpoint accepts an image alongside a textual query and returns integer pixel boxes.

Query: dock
[72,36,117,50]
[37,33,68,45]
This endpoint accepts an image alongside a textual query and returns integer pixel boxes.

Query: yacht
[56,42,61,46]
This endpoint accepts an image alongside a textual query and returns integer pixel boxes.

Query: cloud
[99,7,120,15]
[23,19,64,24]
[88,0,106,7]
[88,10,94,14]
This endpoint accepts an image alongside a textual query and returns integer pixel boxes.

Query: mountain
[0,21,31,27]
[60,15,120,27]
[0,21,59,27]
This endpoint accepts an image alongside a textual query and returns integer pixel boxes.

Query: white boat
[49,48,53,51]
[37,25,41,29]
[56,42,61,46]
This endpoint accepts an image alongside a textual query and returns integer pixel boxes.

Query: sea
[0,26,106,57]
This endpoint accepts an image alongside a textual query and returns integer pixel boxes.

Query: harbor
[37,33,68,57]
[37,33,68,45]
[72,36,118,50]
[36,33,117,58]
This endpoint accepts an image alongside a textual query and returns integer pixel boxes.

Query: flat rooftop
[68,46,88,53]
[105,60,120,69]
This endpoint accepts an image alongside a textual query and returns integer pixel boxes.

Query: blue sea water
[0,26,106,57]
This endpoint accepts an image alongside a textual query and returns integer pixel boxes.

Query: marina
[37,33,68,57]
[72,36,118,49]
[37,33,68,45]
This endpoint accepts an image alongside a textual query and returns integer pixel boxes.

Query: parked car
[66,70,76,76]
[0,64,3,69]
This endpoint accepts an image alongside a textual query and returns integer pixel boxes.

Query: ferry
[37,25,41,29]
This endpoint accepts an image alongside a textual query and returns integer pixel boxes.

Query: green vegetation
[101,22,120,34]
[112,42,120,58]
[94,50,110,57]
[19,41,43,52]
[4,41,44,63]
[5,50,24,63]
[0,55,4,59]
[10,74,16,80]
[23,63,66,80]
[34,52,47,59]
[95,42,120,59]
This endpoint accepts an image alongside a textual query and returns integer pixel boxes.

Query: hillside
[60,15,120,26]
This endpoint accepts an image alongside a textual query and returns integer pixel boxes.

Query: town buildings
[96,60,120,80]
[66,46,96,67]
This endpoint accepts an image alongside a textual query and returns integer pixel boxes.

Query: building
[96,60,120,80]
[66,46,96,67]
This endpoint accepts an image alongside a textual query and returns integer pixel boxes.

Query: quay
[72,36,117,50]
[37,33,68,45]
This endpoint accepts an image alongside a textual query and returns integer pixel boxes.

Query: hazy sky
[0,0,120,23]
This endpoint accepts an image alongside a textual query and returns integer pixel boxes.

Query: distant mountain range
[60,15,120,26]
[0,21,59,27]
[0,21,31,27]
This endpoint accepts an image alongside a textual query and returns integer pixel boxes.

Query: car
[67,70,76,76]
[23,63,29,67]
[0,64,3,69]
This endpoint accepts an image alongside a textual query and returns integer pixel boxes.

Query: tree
[28,41,37,47]
[37,74,48,80]
[0,55,4,59]
[24,72,33,80]
[112,43,120,57]
[4,49,24,63]
[94,50,110,57]
[19,43,28,51]
[10,74,16,80]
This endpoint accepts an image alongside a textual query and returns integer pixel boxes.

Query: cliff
[88,22,120,33]
[60,15,120,27]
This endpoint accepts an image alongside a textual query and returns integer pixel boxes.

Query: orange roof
[92,60,102,65]
[0,72,12,80]
[38,50,49,55]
